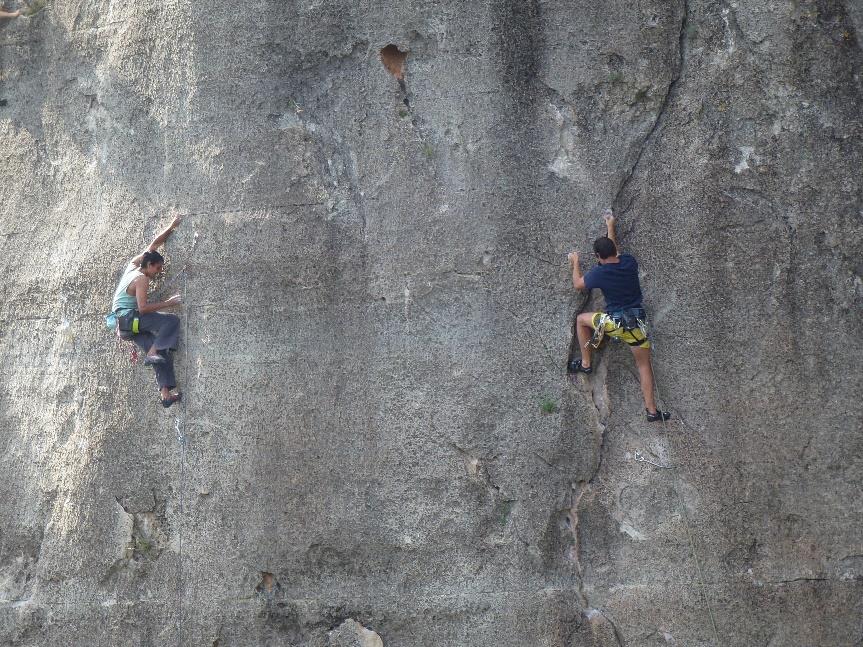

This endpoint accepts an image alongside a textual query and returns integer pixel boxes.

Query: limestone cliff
[0,1,861,645]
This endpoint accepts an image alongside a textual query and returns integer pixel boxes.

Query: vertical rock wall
[0,1,861,645]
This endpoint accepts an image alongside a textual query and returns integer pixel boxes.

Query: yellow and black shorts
[591,312,650,349]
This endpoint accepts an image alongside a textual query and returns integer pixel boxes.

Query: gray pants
[131,312,180,390]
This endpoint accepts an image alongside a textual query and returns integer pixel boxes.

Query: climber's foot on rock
[646,409,671,422]
[162,393,182,408]
[568,359,592,375]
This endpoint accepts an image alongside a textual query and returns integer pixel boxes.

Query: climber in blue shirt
[567,210,670,422]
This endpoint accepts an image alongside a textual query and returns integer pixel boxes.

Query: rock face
[0,1,861,646]
[316,619,384,647]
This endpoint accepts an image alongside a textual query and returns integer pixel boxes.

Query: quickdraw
[634,450,673,469]
[586,313,611,349]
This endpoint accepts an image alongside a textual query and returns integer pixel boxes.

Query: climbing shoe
[162,393,182,408]
[568,359,593,375]
[646,409,671,422]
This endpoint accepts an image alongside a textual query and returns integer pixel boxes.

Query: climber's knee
[630,345,652,366]
[577,312,597,328]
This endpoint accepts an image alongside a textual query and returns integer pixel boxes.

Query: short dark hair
[593,237,617,259]
[141,250,164,268]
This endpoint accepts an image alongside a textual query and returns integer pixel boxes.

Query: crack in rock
[564,356,624,643]
[585,607,626,646]
[112,492,168,562]
[453,442,501,493]
[612,0,691,216]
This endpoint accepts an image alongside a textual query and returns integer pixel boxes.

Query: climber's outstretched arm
[132,276,182,314]
[604,209,619,252]
[568,251,587,291]
[0,8,21,18]
[131,215,181,266]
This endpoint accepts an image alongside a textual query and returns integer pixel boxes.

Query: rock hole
[255,571,280,596]
[606,53,625,70]
[380,44,408,81]
[255,571,283,604]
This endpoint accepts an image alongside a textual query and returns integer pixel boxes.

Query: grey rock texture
[314,619,383,647]
[0,1,861,646]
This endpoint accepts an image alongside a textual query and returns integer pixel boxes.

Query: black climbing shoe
[568,359,593,375]
[162,393,182,408]
[646,409,671,422]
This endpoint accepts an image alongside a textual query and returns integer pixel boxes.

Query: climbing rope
[174,231,195,647]
[648,344,721,646]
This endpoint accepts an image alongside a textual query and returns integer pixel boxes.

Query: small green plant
[633,86,651,104]
[494,500,516,526]
[398,108,409,118]
[540,397,558,415]
[608,71,624,84]
[422,142,434,158]
[134,537,154,556]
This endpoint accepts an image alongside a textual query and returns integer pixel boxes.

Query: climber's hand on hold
[569,252,586,290]
[603,209,619,251]
[136,215,181,259]
[165,294,182,307]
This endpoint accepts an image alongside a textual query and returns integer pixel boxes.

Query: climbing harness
[105,309,142,363]
[116,310,141,339]
[586,308,650,350]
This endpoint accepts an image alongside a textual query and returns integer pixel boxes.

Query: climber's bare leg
[576,312,596,367]
[630,345,658,413]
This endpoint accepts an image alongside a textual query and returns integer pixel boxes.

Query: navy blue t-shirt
[583,254,643,311]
